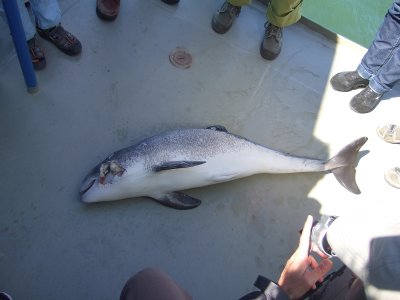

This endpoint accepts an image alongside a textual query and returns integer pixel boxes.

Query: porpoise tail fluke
[326,137,368,194]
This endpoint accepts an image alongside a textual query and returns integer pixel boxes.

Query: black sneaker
[260,22,282,60]
[211,1,241,34]
[27,34,46,70]
[349,86,383,114]
[37,23,82,56]
[311,215,337,257]
[330,71,369,92]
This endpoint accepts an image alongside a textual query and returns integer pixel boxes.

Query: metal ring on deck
[169,48,192,69]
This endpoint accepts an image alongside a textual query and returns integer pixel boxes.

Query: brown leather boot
[96,0,120,21]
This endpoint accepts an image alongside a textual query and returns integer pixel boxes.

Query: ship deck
[1,0,399,299]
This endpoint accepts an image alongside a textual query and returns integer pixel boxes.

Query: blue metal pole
[2,0,38,93]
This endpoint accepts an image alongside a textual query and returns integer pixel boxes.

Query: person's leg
[331,1,400,113]
[228,0,251,6]
[0,0,36,40]
[0,0,46,70]
[29,0,61,29]
[307,267,366,300]
[260,0,303,60]
[266,0,303,28]
[96,0,120,21]
[383,167,400,188]
[365,2,400,97]
[357,0,400,86]
[326,215,400,299]
[0,292,13,300]
[376,124,400,144]
[30,0,81,56]
[350,3,400,114]
[211,0,250,34]
[120,268,192,300]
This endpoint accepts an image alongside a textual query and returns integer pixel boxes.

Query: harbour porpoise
[80,125,367,209]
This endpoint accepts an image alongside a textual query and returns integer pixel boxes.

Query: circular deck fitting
[169,47,192,69]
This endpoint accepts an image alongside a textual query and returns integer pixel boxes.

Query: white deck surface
[1,0,399,299]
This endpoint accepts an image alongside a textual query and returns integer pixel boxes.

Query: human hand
[277,215,333,299]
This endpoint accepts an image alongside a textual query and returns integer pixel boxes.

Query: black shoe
[161,0,180,4]
[311,215,337,257]
[211,1,241,34]
[330,71,369,92]
[350,86,383,114]
[260,22,282,60]
[27,34,46,70]
[37,23,82,56]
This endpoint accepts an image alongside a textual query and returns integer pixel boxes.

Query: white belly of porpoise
[105,146,325,201]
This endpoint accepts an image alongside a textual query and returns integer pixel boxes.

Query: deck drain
[169,48,192,69]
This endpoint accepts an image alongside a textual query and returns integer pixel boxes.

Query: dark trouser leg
[120,268,192,300]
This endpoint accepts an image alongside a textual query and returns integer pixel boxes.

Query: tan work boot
[211,1,241,34]
[260,22,283,60]
[377,124,400,144]
[384,167,400,189]
[96,0,120,21]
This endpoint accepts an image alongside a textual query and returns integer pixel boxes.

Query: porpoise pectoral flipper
[327,136,368,194]
[149,191,202,209]
[152,161,206,172]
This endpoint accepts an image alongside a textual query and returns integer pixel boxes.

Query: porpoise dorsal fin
[152,161,206,172]
[149,192,201,209]
[206,125,228,132]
